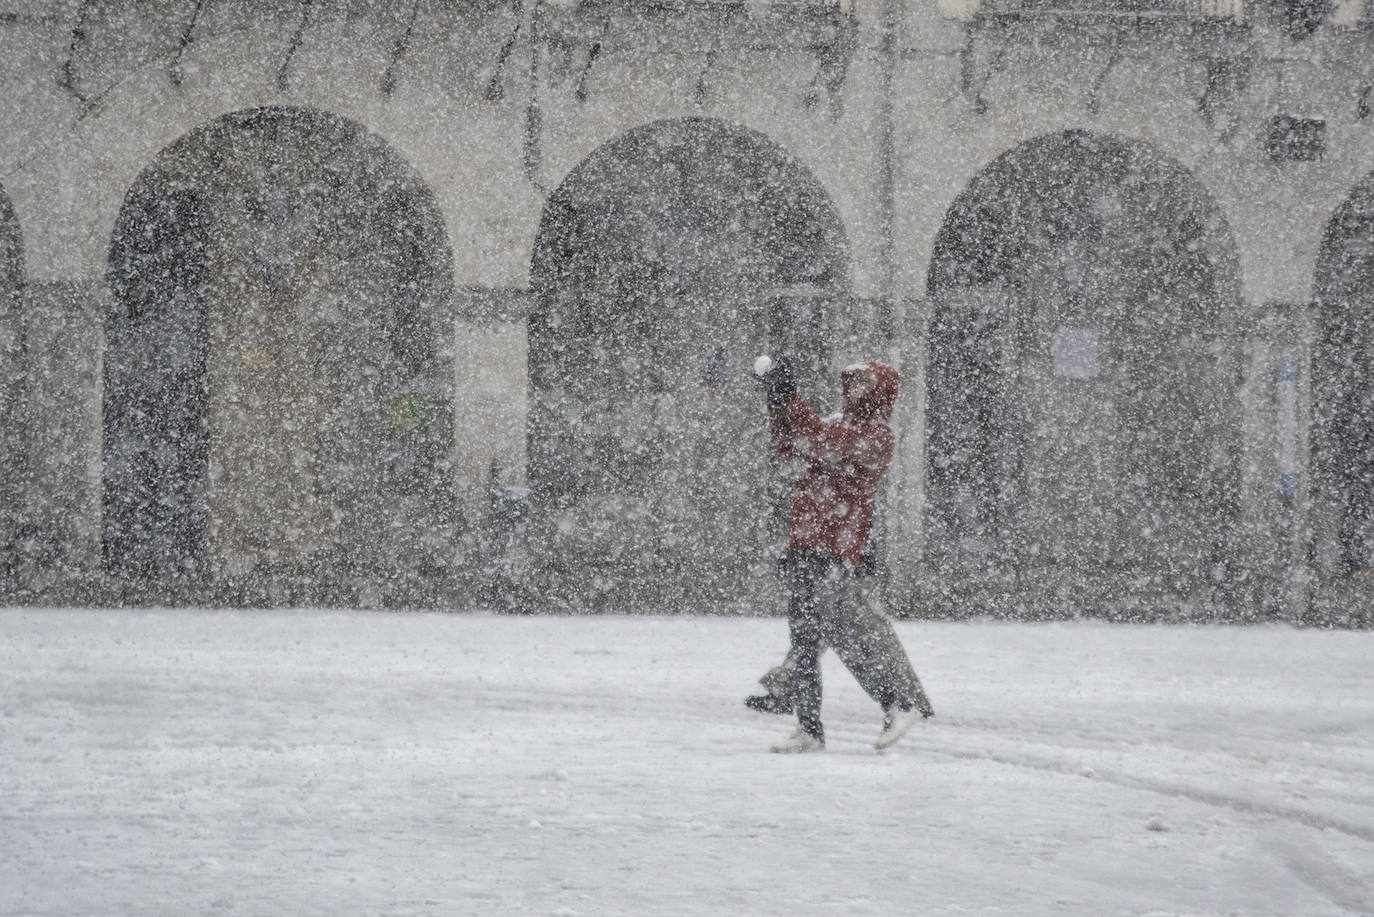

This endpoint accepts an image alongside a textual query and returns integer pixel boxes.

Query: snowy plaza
[3,608,1372,916]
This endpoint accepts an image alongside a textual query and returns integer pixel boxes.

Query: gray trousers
[764,550,933,738]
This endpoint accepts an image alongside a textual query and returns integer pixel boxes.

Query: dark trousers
[785,548,903,742]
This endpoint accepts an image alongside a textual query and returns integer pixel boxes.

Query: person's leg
[817,561,898,708]
[758,651,796,698]
[785,550,826,744]
[749,550,821,714]
[815,560,930,749]
[746,650,798,714]
[835,582,934,717]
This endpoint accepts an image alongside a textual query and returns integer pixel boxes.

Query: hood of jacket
[841,361,900,424]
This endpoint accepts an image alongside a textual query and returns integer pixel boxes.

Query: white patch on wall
[454,318,528,489]
[1199,0,1246,23]
[1330,0,1366,28]
[938,0,982,20]
[1051,328,1101,380]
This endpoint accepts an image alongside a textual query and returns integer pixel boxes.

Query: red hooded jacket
[770,361,900,565]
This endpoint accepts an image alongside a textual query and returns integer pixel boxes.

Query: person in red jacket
[755,356,928,753]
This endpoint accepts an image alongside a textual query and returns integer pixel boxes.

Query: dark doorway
[0,185,19,289]
[925,130,1243,612]
[1314,173,1374,576]
[0,183,25,577]
[104,107,454,602]
[104,188,210,582]
[528,117,849,610]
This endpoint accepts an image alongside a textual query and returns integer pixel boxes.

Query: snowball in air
[754,355,773,376]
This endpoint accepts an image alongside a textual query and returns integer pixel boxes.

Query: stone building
[0,0,1370,621]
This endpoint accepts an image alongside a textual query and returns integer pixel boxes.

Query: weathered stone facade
[0,1,1370,620]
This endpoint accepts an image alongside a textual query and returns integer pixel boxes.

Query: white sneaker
[771,729,825,754]
[874,706,923,750]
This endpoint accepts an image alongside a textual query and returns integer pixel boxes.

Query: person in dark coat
[754,356,930,753]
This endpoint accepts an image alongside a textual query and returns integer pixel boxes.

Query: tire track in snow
[1267,835,1374,916]
[953,711,1374,783]
[412,676,1374,844]
[904,721,1374,845]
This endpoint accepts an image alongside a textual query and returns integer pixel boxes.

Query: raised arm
[770,396,893,480]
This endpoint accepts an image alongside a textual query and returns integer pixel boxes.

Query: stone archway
[925,130,1243,615]
[528,117,850,610]
[1314,171,1374,580]
[104,106,455,602]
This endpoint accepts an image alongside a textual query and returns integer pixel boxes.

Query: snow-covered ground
[2,609,1372,917]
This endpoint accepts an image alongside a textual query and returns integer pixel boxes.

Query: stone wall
[0,1,1369,616]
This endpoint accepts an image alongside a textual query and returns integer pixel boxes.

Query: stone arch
[103,106,455,601]
[528,117,849,609]
[1313,171,1374,576]
[924,129,1244,613]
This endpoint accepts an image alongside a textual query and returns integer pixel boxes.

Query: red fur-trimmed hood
[841,361,900,424]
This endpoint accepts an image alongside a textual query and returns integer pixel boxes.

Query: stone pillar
[5,281,105,604]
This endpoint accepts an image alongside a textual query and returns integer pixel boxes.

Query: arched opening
[925,130,1243,613]
[104,107,455,602]
[1314,172,1374,578]
[528,117,849,610]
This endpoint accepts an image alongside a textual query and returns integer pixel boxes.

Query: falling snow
[3,3,1374,912]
